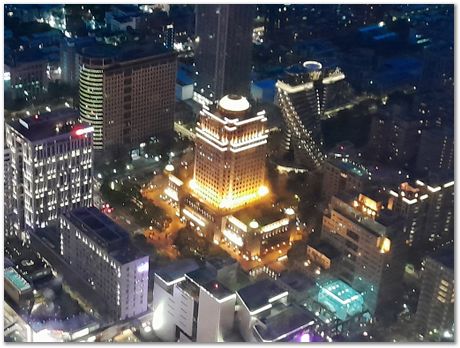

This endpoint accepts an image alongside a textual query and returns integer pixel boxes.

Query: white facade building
[152,263,236,342]
[60,207,149,321]
[5,109,93,240]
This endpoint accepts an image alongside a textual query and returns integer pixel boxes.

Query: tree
[174,227,209,259]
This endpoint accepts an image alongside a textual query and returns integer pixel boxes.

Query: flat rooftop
[80,41,173,63]
[233,202,285,227]
[318,279,363,306]
[431,247,454,270]
[278,271,316,294]
[7,109,83,142]
[308,241,340,260]
[5,267,32,293]
[154,259,200,284]
[186,268,234,300]
[254,304,315,342]
[330,158,368,177]
[237,278,287,312]
[64,208,145,265]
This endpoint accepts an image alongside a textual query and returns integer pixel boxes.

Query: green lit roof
[317,279,364,321]
[5,267,32,293]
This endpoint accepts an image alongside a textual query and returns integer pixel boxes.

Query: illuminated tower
[190,95,268,211]
[78,46,115,149]
[276,61,345,170]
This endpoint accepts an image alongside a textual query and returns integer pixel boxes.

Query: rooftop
[64,208,144,263]
[308,241,340,260]
[154,259,200,284]
[237,278,287,312]
[80,41,173,63]
[254,304,315,342]
[233,202,286,227]
[186,268,234,300]
[7,109,88,142]
[431,247,454,270]
[278,271,316,294]
[5,267,32,293]
[330,157,368,177]
[218,95,251,113]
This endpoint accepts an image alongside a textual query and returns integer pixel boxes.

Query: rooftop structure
[5,267,32,293]
[317,280,365,321]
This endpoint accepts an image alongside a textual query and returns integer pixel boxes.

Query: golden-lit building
[162,96,301,271]
[190,95,269,211]
[216,206,297,262]
[321,190,406,314]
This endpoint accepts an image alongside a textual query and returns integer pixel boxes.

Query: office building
[152,263,236,342]
[388,178,454,247]
[194,5,255,104]
[60,36,96,86]
[321,191,406,314]
[321,156,370,203]
[79,43,177,149]
[415,248,454,339]
[60,207,149,321]
[4,147,14,237]
[190,95,269,211]
[416,126,454,176]
[4,50,48,100]
[276,61,345,170]
[236,278,316,342]
[367,110,421,168]
[5,109,93,239]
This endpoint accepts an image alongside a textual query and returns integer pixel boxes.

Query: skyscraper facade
[79,43,177,150]
[190,95,268,211]
[415,248,454,338]
[5,109,94,239]
[276,61,345,170]
[194,5,255,104]
[388,179,454,247]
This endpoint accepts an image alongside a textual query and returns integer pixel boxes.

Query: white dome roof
[218,95,250,112]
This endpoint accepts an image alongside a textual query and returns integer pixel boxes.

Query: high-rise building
[276,61,345,170]
[4,50,49,100]
[190,95,269,211]
[4,147,14,237]
[321,156,370,203]
[60,36,96,86]
[416,126,454,176]
[388,179,454,247]
[60,207,149,321]
[367,110,421,168]
[415,248,454,339]
[321,191,406,314]
[194,5,255,104]
[5,109,93,240]
[79,43,177,150]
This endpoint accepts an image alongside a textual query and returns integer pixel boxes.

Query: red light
[34,115,39,120]
[72,125,94,137]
